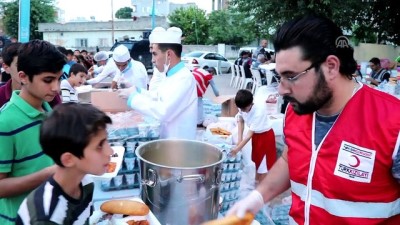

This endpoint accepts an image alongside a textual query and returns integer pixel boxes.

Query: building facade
[38,17,168,51]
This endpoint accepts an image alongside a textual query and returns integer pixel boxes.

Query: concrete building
[38,17,168,51]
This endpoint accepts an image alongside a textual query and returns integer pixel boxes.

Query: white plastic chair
[234,64,242,88]
[229,64,236,87]
[251,69,263,94]
[240,65,253,90]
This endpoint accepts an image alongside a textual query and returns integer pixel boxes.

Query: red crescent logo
[349,155,360,167]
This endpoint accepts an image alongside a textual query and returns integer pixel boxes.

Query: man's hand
[118,86,137,99]
[226,190,264,218]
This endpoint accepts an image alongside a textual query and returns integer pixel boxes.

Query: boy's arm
[0,166,56,198]
[209,79,219,97]
[237,115,244,143]
[231,129,254,156]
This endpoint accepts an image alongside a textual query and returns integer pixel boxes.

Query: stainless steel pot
[136,139,224,225]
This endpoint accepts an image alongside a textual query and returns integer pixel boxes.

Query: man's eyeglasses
[274,63,317,84]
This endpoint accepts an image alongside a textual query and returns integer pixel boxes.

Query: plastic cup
[125,173,135,186]
[138,123,149,138]
[124,157,136,171]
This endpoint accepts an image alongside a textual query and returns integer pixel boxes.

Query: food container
[136,139,224,225]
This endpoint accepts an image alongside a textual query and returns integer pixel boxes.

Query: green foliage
[229,0,400,45]
[0,0,56,40]
[168,6,209,45]
[115,7,133,19]
[207,9,255,46]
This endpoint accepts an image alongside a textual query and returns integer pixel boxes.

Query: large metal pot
[136,139,224,225]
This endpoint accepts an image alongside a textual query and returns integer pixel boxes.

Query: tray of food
[89,146,125,180]
[90,198,161,225]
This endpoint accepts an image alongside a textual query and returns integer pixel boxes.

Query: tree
[229,0,400,45]
[115,7,133,19]
[168,7,209,45]
[207,9,255,46]
[0,0,57,40]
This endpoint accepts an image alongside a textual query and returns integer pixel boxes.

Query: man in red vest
[227,15,400,224]
[192,67,219,126]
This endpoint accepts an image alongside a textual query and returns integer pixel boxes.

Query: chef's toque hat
[112,45,131,62]
[149,27,182,44]
[94,51,109,62]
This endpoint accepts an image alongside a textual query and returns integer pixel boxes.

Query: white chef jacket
[86,59,117,85]
[148,67,165,92]
[127,62,198,140]
[112,59,148,89]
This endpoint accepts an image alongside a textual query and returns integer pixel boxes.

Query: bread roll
[201,213,254,225]
[100,200,150,216]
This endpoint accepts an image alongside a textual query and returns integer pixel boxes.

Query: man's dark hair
[235,89,253,109]
[273,14,356,79]
[158,43,182,57]
[1,42,21,66]
[18,40,66,81]
[369,57,381,66]
[81,49,88,54]
[40,103,112,167]
[69,63,88,78]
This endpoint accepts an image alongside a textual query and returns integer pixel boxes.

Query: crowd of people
[0,13,398,225]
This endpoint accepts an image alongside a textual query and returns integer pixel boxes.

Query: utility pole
[19,0,30,42]
[111,0,114,43]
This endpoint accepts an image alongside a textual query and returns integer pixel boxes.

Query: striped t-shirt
[16,176,94,225]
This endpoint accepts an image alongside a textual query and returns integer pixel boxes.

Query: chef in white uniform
[111,45,148,89]
[118,27,198,140]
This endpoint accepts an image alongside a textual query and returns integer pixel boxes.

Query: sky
[57,0,212,22]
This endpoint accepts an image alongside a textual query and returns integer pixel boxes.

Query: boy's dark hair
[18,40,66,81]
[56,46,68,56]
[235,89,253,109]
[207,67,216,75]
[66,49,74,56]
[273,14,356,80]
[369,57,381,66]
[68,63,88,78]
[158,43,182,57]
[81,49,88,54]
[1,42,21,66]
[40,103,112,167]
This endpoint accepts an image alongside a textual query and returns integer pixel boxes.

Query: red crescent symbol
[349,155,360,167]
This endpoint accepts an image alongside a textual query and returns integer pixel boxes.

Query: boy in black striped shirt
[16,103,113,225]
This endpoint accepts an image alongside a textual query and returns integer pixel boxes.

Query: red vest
[192,68,212,97]
[284,85,400,225]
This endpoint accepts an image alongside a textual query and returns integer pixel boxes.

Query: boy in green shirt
[0,40,66,225]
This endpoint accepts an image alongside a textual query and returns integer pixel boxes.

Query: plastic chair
[240,65,253,90]
[251,69,263,94]
[229,64,236,87]
[234,64,242,88]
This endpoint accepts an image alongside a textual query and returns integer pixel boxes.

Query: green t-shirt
[0,91,54,225]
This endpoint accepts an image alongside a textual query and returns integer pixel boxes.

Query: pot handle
[142,168,158,187]
[176,174,205,183]
[215,168,223,185]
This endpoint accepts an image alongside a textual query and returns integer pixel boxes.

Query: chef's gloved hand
[226,190,264,218]
[117,86,137,99]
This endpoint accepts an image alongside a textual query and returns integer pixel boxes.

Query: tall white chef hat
[94,51,109,62]
[149,27,182,44]
[112,45,131,62]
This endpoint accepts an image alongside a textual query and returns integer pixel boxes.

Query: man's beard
[283,69,333,115]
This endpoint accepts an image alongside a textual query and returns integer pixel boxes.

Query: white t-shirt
[236,102,272,133]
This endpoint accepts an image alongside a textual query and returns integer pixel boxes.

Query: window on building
[75,38,88,48]
[98,38,108,47]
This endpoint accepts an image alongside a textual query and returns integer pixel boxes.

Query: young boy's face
[78,129,113,176]
[3,56,20,84]
[20,71,62,102]
[71,72,87,87]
